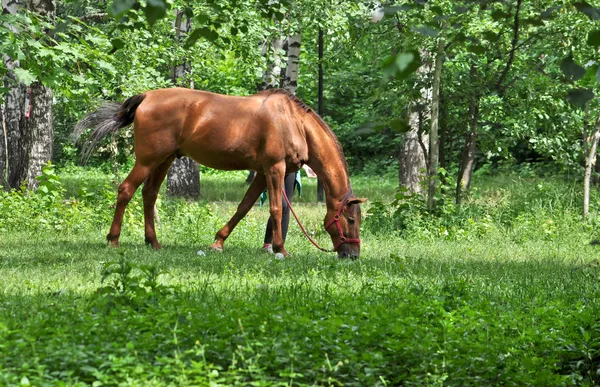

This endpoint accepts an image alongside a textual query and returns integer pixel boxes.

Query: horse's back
[133,88,307,172]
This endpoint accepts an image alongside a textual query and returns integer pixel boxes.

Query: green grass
[1,167,600,386]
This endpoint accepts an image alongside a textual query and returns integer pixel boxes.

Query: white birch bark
[2,0,54,190]
[282,33,301,94]
[262,36,284,90]
[399,48,432,194]
[584,114,600,219]
[167,9,200,198]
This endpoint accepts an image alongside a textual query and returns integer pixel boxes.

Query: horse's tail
[73,93,146,163]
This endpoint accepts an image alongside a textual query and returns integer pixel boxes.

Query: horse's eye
[348,217,355,224]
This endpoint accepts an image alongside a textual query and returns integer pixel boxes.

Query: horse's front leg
[265,162,288,256]
[210,173,267,252]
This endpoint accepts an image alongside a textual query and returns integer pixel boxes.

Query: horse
[74,88,367,258]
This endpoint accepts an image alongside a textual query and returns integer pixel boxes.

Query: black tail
[73,94,146,163]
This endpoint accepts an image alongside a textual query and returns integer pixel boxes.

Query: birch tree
[1,0,55,190]
[167,8,200,198]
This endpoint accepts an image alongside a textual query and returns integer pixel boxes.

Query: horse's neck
[304,115,350,209]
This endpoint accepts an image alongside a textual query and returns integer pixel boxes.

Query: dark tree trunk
[427,35,444,210]
[439,85,447,170]
[167,9,200,199]
[1,0,55,190]
[317,28,325,202]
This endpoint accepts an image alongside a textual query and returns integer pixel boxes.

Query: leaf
[110,38,125,53]
[14,68,36,86]
[491,9,511,20]
[110,0,137,18]
[573,2,600,20]
[482,31,497,42]
[413,25,439,37]
[185,27,218,48]
[395,52,417,71]
[389,117,410,133]
[431,6,443,15]
[587,30,600,47]
[467,44,486,54]
[567,88,594,108]
[597,67,600,82]
[144,0,168,26]
[523,17,544,26]
[384,5,412,14]
[541,6,560,19]
[560,57,585,81]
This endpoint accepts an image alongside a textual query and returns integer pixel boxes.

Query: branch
[496,0,522,90]
[79,13,108,22]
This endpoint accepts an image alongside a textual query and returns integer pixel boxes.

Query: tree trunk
[439,85,447,170]
[167,9,200,199]
[399,113,429,194]
[456,64,479,204]
[167,157,200,198]
[282,33,301,94]
[1,0,55,190]
[427,36,444,210]
[584,114,600,219]
[456,98,479,204]
[0,105,6,187]
[317,28,325,202]
[399,48,432,194]
[261,35,284,90]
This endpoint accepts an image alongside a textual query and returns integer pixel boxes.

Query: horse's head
[325,196,368,259]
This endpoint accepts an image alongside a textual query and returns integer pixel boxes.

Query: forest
[1,0,600,385]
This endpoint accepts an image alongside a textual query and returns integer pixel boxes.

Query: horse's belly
[183,148,254,171]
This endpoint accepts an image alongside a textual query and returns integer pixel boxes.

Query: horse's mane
[258,89,352,195]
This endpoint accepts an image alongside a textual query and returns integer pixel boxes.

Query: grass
[1,166,600,386]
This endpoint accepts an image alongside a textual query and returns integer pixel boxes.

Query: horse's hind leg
[142,154,176,250]
[106,162,153,247]
[210,173,267,252]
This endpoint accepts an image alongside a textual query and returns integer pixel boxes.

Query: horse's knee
[270,205,282,218]
[117,182,136,203]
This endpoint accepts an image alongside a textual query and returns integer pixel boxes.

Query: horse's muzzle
[337,244,359,259]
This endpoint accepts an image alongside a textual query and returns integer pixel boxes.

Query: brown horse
[74,88,367,258]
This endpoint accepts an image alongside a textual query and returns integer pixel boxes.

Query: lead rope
[282,189,332,253]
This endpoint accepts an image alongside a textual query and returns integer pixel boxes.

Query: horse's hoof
[145,237,162,250]
[107,240,120,248]
[209,243,223,253]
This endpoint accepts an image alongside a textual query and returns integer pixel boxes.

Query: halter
[324,196,361,251]
[282,190,361,253]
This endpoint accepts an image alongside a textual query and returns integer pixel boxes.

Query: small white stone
[196,250,206,256]
[274,253,285,260]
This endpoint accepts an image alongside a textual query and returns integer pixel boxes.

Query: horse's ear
[347,197,368,205]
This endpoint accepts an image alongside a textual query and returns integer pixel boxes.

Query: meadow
[1,166,599,386]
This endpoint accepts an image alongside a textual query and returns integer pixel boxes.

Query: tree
[166,8,200,199]
[399,48,431,195]
[1,0,55,190]
[428,33,444,209]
